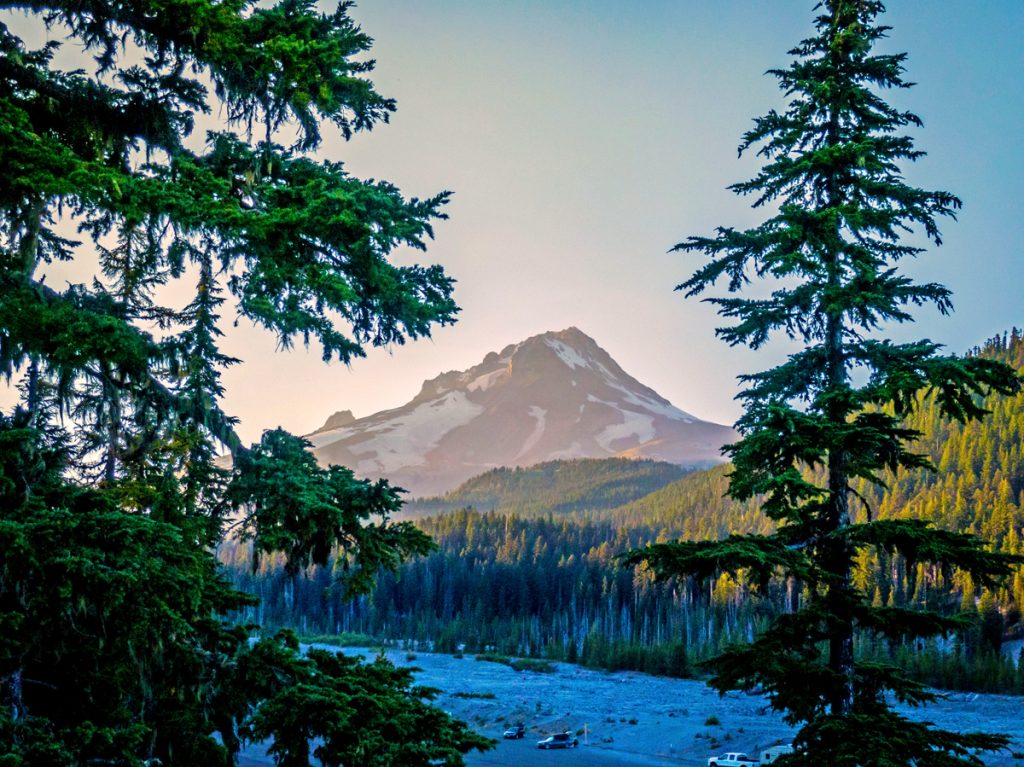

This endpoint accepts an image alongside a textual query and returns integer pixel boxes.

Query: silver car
[537,733,578,749]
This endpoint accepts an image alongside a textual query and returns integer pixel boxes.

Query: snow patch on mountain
[596,410,657,451]
[306,425,357,448]
[602,379,695,423]
[347,391,483,475]
[515,406,548,460]
[467,367,506,393]
[545,338,591,370]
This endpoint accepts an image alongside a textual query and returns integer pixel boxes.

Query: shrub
[474,652,513,666]
[510,658,555,673]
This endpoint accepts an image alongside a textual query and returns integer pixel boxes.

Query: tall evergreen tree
[0,1,487,765]
[628,3,1022,766]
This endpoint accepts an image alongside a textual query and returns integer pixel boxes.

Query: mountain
[307,327,737,496]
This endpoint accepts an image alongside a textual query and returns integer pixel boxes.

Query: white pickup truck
[708,753,759,767]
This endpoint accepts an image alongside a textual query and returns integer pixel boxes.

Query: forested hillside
[223,331,1024,690]
[401,458,690,519]
[850,331,1024,610]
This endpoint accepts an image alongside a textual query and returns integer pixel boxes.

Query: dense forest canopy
[0,1,488,765]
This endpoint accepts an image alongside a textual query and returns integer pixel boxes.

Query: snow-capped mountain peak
[309,328,735,496]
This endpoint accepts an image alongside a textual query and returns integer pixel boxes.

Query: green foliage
[628,2,1022,765]
[299,632,382,648]
[473,652,514,666]
[239,639,492,767]
[509,658,556,673]
[0,1,485,765]
[0,412,252,766]
[228,428,435,588]
[621,533,809,589]
[403,457,688,518]
[471,653,554,674]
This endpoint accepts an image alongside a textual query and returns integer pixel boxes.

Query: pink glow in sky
[3,2,1022,444]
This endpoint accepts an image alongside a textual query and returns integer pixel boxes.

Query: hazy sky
[6,2,1024,443]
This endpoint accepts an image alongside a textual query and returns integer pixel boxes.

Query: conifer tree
[0,1,487,764]
[627,3,1022,765]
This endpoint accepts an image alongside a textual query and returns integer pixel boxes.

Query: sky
[5,2,1024,444]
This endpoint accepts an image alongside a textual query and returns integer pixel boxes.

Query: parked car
[708,753,758,767]
[504,724,526,739]
[760,745,793,764]
[537,732,578,749]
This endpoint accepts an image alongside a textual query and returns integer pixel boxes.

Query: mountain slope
[401,457,691,519]
[308,327,737,495]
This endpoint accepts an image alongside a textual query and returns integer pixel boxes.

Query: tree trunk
[15,197,44,276]
[216,714,241,767]
[822,36,855,714]
[2,668,25,725]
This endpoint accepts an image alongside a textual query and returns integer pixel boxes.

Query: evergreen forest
[224,330,1024,694]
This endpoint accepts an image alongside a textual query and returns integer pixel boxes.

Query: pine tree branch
[842,520,1024,587]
